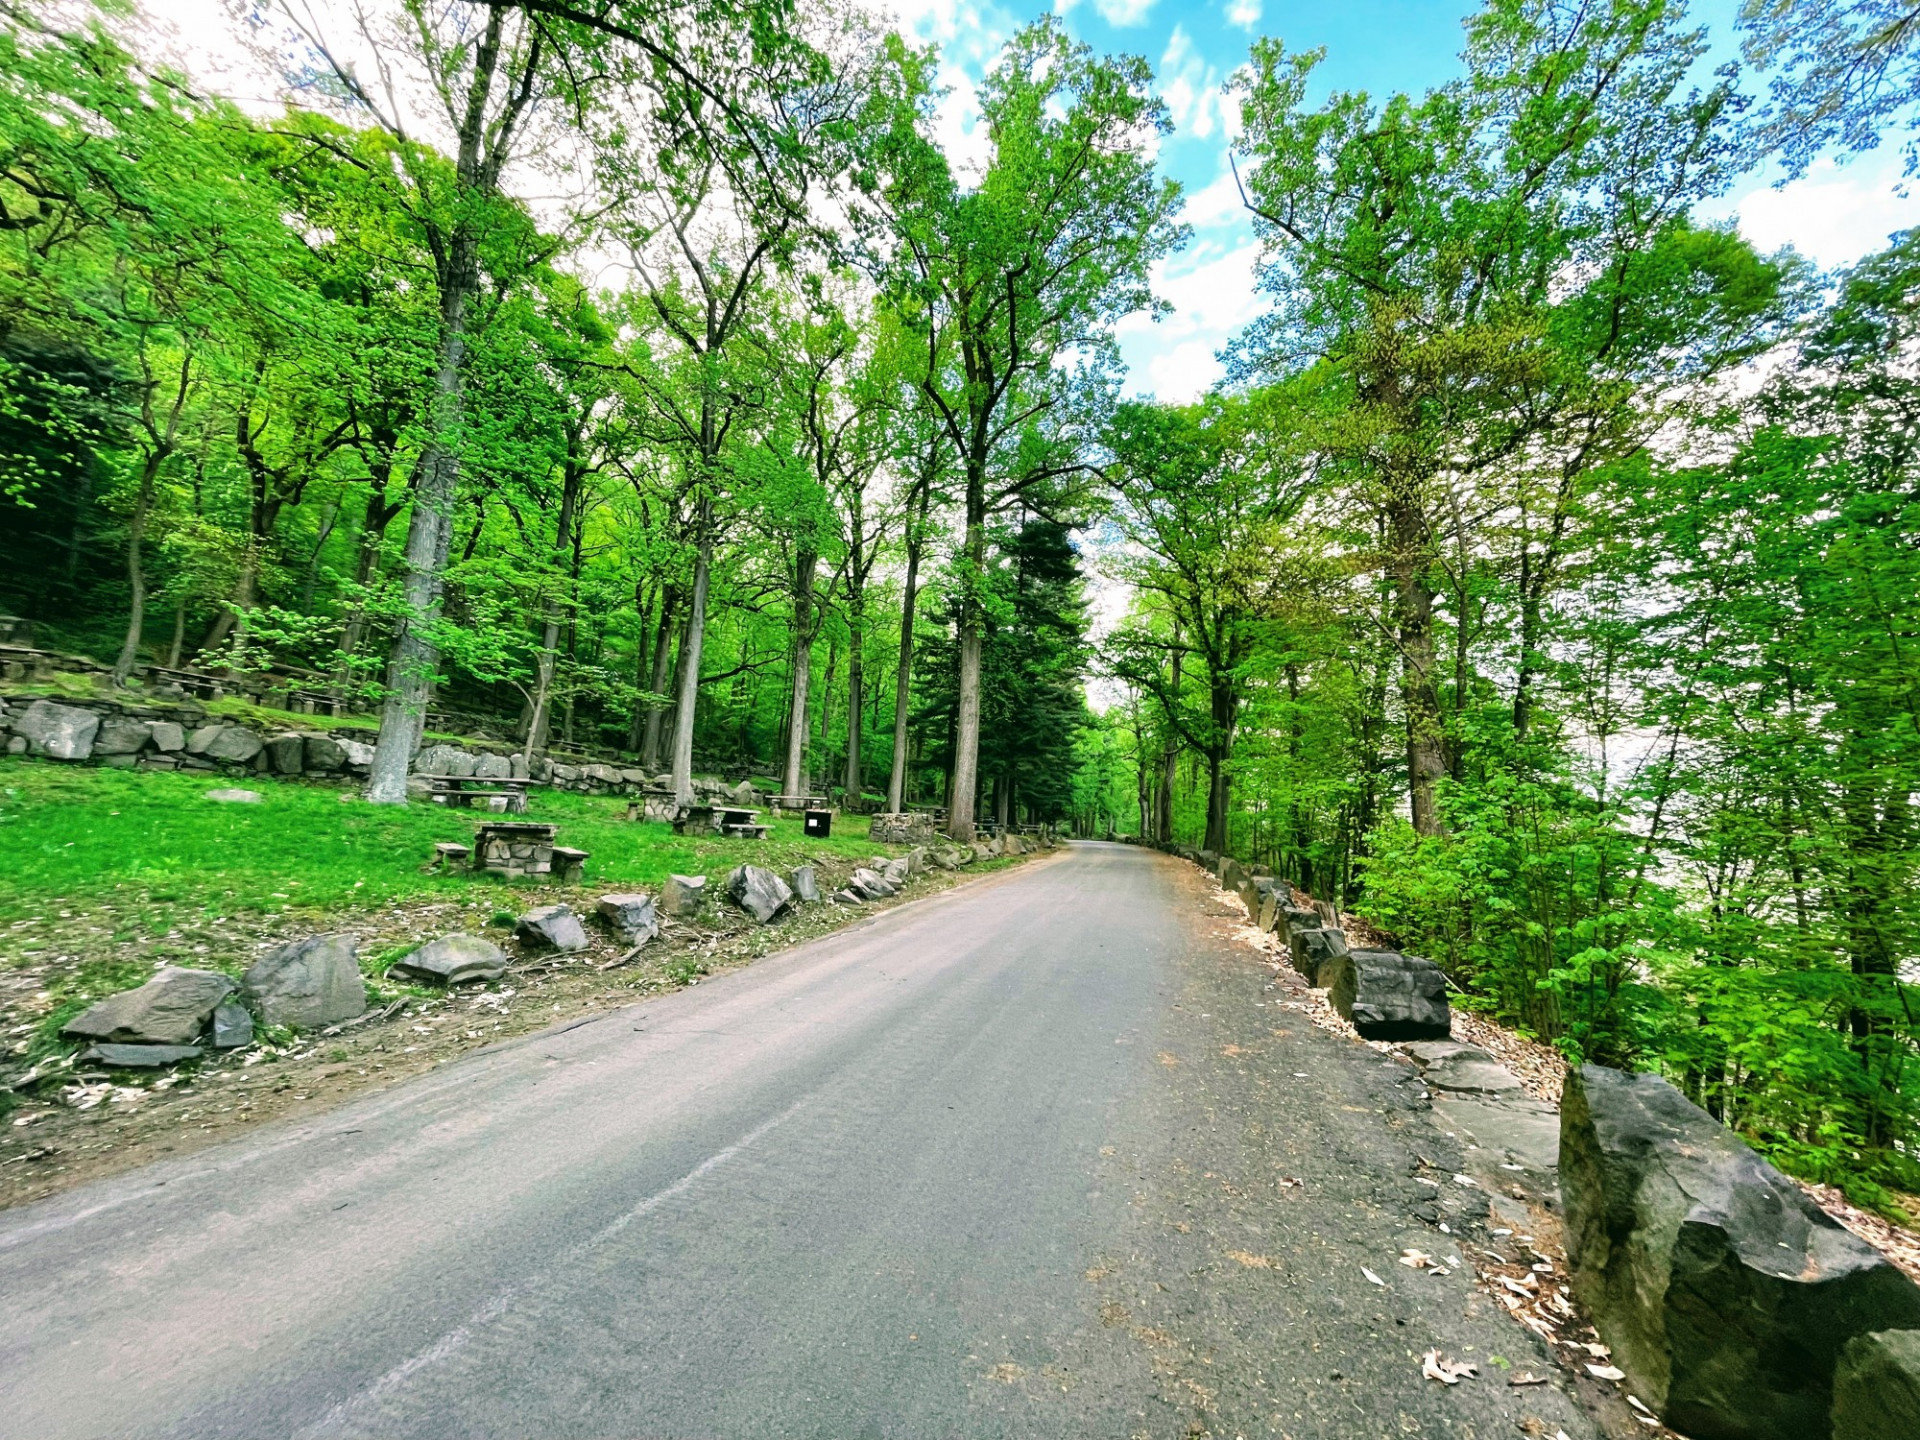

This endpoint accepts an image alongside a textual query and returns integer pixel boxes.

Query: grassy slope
[0,758,904,1022]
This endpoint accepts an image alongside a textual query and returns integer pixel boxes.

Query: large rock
[1561,1065,1920,1440]
[473,752,513,780]
[62,966,235,1045]
[196,725,264,764]
[516,904,589,952]
[1220,857,1247,896]
[389,935,509,985]
[725,864,793,924]
[789,865,822,903]
[581,762,623,788]
[16,700,99,760]
[205,788,261,804]
[338,738,374,768]
[596,893,660,947]
[729,780,758,806]
[414,743,474,777]
[848,867,897,900]
[1832,1329,1920,1440]
[242,934,365,1029]
[1288,926,1349,986]
[880,856,911,888]
[92,716,152,755]
[147,720,186,753]
[1323,949,1451,1040]
[304,734,348,771]
[661,874,706,918]
[265,733,306,774]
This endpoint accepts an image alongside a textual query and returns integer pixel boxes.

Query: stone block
[205,788,261,803]
[148,720,187,753]
[243,934,365,1029]
[661,874,706,917]
[265,733,306,774]
[76,1043,202,1068]
[516,904,589,952]
[304,734,347,771]
[1324,949,1451,1040]
[15,700,99,760]
[596,893,659,946]
[724,864,793,924]
[788,865,822,903]
[473,752,513,780]
[92,716,152,755]
[1289,926,1349,986]
[62,966,234,1045]
[868,812,936,845]
[210,1001,254,1049]
[1562,1065,1920,1440]
[389,934,509,985]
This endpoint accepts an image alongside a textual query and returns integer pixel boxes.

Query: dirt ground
[0,851,1038,1212]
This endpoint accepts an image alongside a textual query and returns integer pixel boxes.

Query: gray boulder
[148,720,187,753]
[789,865,822,903]
[849,867,897,900]
[242,934,366,1029]
[16,700,99,760]
[516,904,589,952]
[1323,949,1451,1040]
[205,788,261,804]
[729,780,758,806]
[881,856,911,888]
[62,966,235,1045]
[304,734,348,771]
[581,762,622,788]
[1561,1065,1920,1440]
[661,874,707,918]
[200,725,264,764]
[596,893,660,946]
[184,722,221,752]
[414,744,473,777]
[92,716,152,756]
[1288,926,1349,987]
[1220,857,1247,895]
[338,738,374,769]
[265,733,305,773]
[76,1043,202,1068]
[389,934,509,985]
[210,1001,254,1049]
[1832,1330,1920,1440]
[725,864,793,924]
[473,752,513,780]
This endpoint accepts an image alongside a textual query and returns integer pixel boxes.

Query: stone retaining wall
[0,693,751,802]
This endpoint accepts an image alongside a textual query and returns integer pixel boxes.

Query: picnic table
[716,805,769,839]
[769,793,828,812]
[424,773,531,814]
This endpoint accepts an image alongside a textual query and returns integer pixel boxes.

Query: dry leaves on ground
[1421,1349,1477,1384]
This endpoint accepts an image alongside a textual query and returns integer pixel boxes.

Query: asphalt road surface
[0,843,1600,1439]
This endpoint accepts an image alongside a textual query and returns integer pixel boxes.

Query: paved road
[0,844,1599,1439]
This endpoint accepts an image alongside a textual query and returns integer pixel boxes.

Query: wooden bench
[769,794,829,812]
[716,806,769,838]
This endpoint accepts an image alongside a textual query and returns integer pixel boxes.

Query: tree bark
[111,456,160,686]
[640,584,679,771]
[842,588,864,800]
[1389,492,1447,836]
[886,483,930,812]
[948,484,986,842]
[668,518,713,807]
[782,549,818,799]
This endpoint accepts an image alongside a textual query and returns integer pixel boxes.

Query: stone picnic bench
[425,773,531,813]
[427,821,589,881]
[671,803,769,839]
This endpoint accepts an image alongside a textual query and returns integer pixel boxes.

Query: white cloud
[1719,156,1920,271]
[1116,236,1261,401]
[1094,0,1158,27]
[1225,0,1261,30]
[1159,25,1229,141]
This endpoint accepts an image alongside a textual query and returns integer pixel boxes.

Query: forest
[4,0,1920,1205]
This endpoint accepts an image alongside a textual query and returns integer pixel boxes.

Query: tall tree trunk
[366,251,475,804]
[1389,491,1447,836]
[668,517,713,807]
[167,598,185,669]
[886,484,930,812]
[111,455,161,686]
[842,587,864,800]
[782,550,819,800]
[948,477,986,842]
[524,467,583,762]
[640,584,679,772]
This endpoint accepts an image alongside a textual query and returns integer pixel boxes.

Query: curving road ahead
[0,843,1600,1439]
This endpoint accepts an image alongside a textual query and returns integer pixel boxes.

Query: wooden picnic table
[424,773,531,814]
[716,805,769,839]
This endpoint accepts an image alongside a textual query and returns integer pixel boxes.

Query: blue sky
[886,0,1920,400]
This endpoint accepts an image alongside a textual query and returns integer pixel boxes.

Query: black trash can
[804,808,832,838]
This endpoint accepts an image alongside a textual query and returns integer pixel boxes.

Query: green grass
[0,758,897,928]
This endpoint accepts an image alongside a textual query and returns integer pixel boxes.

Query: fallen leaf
[1225,1250,1273,1269]
[1362,1266,1386,1286]
[1508,1373,1547,1386]
[1399,1248,1433,1269]
[1586,1363,1626,1381]
[1422,1349,1478,1384]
